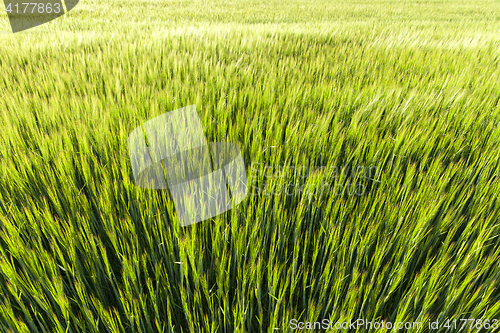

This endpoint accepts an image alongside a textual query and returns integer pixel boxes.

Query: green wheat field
[1,0,500,332]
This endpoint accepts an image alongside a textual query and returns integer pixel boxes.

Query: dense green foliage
[1,0,500,331]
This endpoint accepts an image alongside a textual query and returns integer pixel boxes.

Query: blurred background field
[1,0,500,332]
